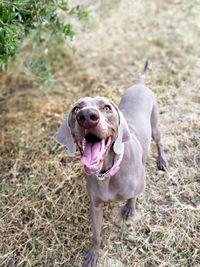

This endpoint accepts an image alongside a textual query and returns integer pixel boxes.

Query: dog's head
[56,96,130,174]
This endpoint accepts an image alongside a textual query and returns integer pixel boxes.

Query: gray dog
[56,62,167,267]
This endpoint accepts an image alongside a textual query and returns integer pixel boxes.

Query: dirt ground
[0,0,200,266]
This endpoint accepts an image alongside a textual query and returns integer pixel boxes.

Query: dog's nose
[76,108,99,129]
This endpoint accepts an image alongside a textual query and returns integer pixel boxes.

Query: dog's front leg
[83,201,103,267]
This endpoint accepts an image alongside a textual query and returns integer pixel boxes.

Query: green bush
[0,0,90,70]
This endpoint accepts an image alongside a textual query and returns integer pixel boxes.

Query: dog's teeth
[87,162,99,168]
[82,138,86,150]
[101,139,105,151]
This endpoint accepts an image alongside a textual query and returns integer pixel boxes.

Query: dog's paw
[121,206,134,220]
[157,156,168,171]
[83,248,99,267]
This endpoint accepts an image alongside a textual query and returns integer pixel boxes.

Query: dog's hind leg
[151,100,168,171]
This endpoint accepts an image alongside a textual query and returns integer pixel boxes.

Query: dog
[56,61,167,267]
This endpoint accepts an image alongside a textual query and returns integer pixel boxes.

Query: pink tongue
[81,142,101,165]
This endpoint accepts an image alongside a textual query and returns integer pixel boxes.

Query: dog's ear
[113,110,131,154]
[110,101,131,154]
[55,115,76,156]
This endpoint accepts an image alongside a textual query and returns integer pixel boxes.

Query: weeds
[0,0,200,266]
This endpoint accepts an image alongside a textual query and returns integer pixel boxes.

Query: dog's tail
[139,60,148,84]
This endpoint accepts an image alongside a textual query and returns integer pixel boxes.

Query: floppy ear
[113,108,131,155]
[55,115,76,157]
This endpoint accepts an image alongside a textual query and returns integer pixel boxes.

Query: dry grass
[0,0,200,266]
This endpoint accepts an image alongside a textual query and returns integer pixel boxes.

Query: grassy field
[0,0,200,266]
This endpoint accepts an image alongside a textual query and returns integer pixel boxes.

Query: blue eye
[104,105,111,112]
[73,107,80,113]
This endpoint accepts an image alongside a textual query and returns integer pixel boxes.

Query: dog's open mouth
[77,133,112,174]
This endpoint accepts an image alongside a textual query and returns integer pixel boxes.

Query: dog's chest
[92,177,135,202]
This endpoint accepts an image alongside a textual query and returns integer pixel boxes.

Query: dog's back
[119,63,156,160]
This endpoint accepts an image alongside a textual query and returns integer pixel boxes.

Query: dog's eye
[73,106,80,113]
[103,105,111,112]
